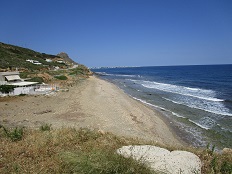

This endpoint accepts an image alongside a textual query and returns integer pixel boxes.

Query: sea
[91,65,232,149]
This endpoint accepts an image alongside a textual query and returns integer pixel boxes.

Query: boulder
[117,145,201,174]
[223,148,232,154]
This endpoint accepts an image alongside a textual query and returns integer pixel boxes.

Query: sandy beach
[0,76,182,146]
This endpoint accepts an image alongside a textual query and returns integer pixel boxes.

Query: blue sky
[1,0,232,67]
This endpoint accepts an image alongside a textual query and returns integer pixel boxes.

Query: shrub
[201,143,232,173]
[1,126,24,141]
[19,72,30,78]
[27,77,44,84]
[40,123,52,131]
[54,75,67,80]
[0,85,15,93]
[221,161,232,174]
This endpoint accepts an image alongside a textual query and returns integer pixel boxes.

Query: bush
[19,94,27,96]
[0,85,15,93]
[1,125,24,141]
[40,124,52,131]
[54,75,67,80]
[27,77,44,84]
[201,143,232,173]
[19,72,30,78]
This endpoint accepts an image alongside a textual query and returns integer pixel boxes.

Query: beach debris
[33,109,52,115]
[98,129,105,135]
[60,88,69,92]
[130,113,143,124]
[117,145,201,174]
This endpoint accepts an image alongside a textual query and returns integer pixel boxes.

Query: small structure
[54,58,65,64]
[0,71,38,86]
[26,59,42,65]
[0,71,21,85]
[26,59,34,63]
[45,58,52,62]
[32,61,42,65]
[0,71,39,96]
[0,71,58,96]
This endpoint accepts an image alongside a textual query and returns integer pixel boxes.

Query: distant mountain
[0,42,77,71]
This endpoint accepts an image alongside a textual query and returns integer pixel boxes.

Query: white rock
[117,145,201,174]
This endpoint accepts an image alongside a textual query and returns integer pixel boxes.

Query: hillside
[0,42,77,71]
[57,52,77,64]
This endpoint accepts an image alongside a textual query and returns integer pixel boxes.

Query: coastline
[0,76,183,147]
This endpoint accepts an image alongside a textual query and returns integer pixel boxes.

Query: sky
[0,0,232,67]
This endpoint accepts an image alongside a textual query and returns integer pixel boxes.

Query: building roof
[8,81,38,86]
[5,75,21,81]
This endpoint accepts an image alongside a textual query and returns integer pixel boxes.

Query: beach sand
[0,76,182,146]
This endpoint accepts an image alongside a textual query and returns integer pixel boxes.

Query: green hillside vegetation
[0,42,92,84]
[0,42,72,71]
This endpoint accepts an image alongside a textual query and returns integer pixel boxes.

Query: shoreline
[97,75,188,146]
[0,76,184,147]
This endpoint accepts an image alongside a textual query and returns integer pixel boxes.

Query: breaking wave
[130,80,224,102]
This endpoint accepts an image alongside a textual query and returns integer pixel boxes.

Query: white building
[0,71,38,87]
[45,58,52,62]
[0,72,58,96]
[26,59,42,65]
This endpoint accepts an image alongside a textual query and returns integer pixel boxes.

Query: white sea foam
[130,79,232,116]
[163,97,182,104]
[95,72,108,75]
[171,112,186,118]
[189,119,210,130]
[113,74,137,77]
[132,96,214,134]
[132,97,168,111]
[130,79,224,102]
[198,117,216,128]
[163,97,232,116]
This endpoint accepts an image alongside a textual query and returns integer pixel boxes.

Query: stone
[117,145,201,174]
[223,148,232,154]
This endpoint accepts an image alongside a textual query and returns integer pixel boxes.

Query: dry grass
[0,126,231,174]
[0,127,155,173]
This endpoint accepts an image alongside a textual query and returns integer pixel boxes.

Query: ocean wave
[163,97,232,116]
[130,79,224,102]
[163,97,182,104]
[189,119,210,130]
[171,112,186,118]
[131,96,227,132]
[132,96,214,130]
[142,81,224,102]
[132,97,168,111]
[95,72,108,76]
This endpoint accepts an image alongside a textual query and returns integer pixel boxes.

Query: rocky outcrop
[117,145,202,174]
[57,52,77,64]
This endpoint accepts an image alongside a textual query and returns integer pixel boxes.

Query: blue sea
[91,65,232,149]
